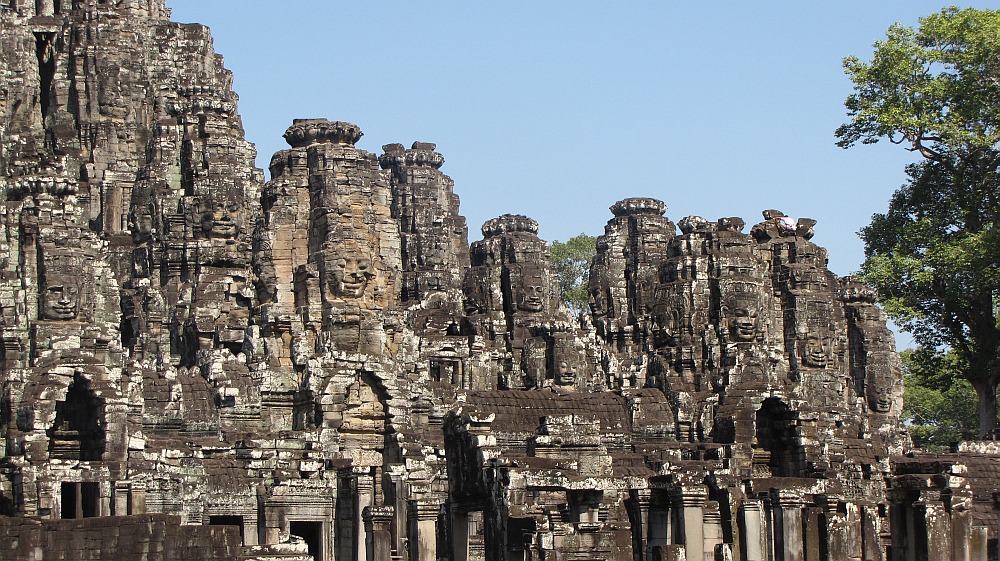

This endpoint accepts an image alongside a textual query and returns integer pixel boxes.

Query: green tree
[549,234,596,315]
[838,7,1000,437]
[901,347,978,450]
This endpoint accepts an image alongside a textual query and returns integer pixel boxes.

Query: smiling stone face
[41,283,79,320]
[198,199,240,239]
[322,244,375,299]
[515,266,546,313]
[803,336,832,368]
[866,355,900,413]
[728,306,759,342]
[39,253,84,321]
[721,281,762,343]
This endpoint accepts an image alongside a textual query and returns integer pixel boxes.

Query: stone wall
[0,514,241,561]
[0,2,993,561]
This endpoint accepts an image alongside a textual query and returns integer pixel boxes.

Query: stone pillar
[264,507,284,546]
[113,481,129,516]
[633,489,651,561]
[35,0,53,16]
[888,501,908,561]
[843,503,863,561]
[412,501,439,561]
[970,525,988,561]
[803,507,822,561]
[129,484,146,515]
[364,505,394,561]
[774,492,804,561]
[703,501,723,561]
[860,504,880,561]
[452,510,470,561]
[100,481,112,517]
[388,470,407,558]
[356,467,375,561]
[243,516,259,546]
[679,486,705,561]
[952,508,970,561]
[739,500,767,561]
[924,503,951,561]
[825,500,864,561]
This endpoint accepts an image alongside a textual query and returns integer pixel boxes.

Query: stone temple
[0,2,997,561]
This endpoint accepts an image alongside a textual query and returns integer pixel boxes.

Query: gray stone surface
[0,2,991,561]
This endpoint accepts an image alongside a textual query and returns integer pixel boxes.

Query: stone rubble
[0,2,995,561]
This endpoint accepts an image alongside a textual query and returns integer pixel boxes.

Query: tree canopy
[549,234,596,315]
[839,7,1000,437]
[837,7,1000,168]
[901,347,979,450]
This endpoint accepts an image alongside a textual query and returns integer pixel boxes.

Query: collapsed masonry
[0,2,996,561]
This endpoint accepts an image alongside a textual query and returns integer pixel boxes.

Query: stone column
[356,467,375,560]
[894,502,916,561]
[860,504,880,561]
[774,491,804,561]
[364,505,394,561]
[844,503,863,561]
[113,481,129,516]
[100,481,113,517]
[632,489,651,560]
[952,508,970,561]
[703,501,723,561]
[824,500,862,561]
[243,516,259,546]
[803,507,822,561]
[679,486,705,561]
[924,503,952,561]
[412,501,439,561]
[264,506,284,545]
[739,500,767,561]
[129,484,146,515]
[452,510,470,561]
[970,525,988,561]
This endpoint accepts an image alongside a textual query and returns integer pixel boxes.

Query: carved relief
[799,335,832,368]
[321,242,375,300]
[720,280,762,344]
[554,360,578,387]
[197,198,240,239]
[0,4,920,559]
[866,354,899,413]
[39,253,84,321]
[514,265,546,313]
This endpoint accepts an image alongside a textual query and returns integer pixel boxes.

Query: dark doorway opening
[753,398,804,477]
[290,520,323,561]
[61,481,99,519]
[48,374,105,460]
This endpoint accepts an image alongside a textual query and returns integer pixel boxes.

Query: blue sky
[166,1,989,283]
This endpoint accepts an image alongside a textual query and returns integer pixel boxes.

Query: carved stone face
[41,283,80,320]
[801,336,831,368]
[199,201,239,238]
[870,382,893,413]
[728,307,758,342]
[866,358,898,413]
[555,361,577,386]
[517,271,545,312]
[325,251,374,298]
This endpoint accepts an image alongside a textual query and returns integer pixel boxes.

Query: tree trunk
[971,378,998,439]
